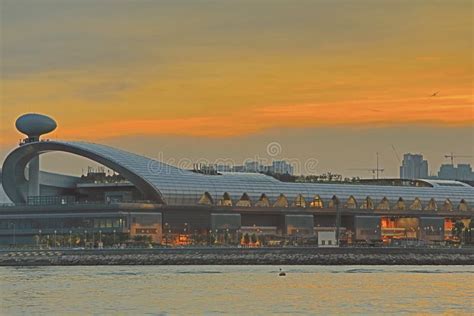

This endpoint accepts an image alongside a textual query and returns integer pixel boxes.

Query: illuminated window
[273,194,289,208]
[377,197,390,210]
[310,195,324,208]
[218,192,233,207]
[425,198,437,211]
[293,194,306,208]
[395,197,406,211]
[255,194,270,207]
[198,192,214,205]
[458,199,469,212]
[328,195,340,208]
[236,193,252,207]
[410,197,423,211]
[344,195,358,209]
[360,196,374,210]
[442,199,453,212]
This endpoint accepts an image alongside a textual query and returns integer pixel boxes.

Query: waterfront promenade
[1,247,473,266]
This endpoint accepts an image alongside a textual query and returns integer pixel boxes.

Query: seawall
[1,247,473,266]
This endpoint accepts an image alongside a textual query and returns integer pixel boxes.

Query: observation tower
[15,113,57,196]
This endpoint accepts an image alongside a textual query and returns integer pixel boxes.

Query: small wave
[96,271,141,276]
[342,268,384,274]
[402,270,474,274]
[176,271,222,274]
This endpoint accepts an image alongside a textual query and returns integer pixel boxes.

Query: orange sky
[0,0,473,176]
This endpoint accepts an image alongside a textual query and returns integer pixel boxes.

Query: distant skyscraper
[244,161,262,173]
[272,160,294,175]
[457,164,474,180]
[438,163,474,181]
[400,153,428,179]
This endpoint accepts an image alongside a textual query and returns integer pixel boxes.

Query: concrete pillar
[28,156,40,196]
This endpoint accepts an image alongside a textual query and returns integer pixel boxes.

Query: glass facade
[354,216,381,241]
[0,215,128,233]
[285,215,314,236]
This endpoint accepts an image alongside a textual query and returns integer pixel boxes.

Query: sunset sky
[1,0,473,177]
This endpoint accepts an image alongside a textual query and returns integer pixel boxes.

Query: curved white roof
[3,140,474,207]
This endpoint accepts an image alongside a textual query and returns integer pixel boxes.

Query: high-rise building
[438,163,474,181]
[272,160,294,175]
[244,161,262,173]
[400,153,428,179]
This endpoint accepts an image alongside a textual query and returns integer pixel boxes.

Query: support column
[28,156,40,197]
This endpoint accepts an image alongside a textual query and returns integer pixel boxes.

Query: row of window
[0,217,127,230]
[197,192,471,211]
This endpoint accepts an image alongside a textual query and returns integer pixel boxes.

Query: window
[198,192,214,205]
[236,193,252,207]
[273,194,289,208]
[344,195,357,209]
[425,198,437,211]
[377,197,390,210]
[255,194,270,207]
[410,198,423,211]
[293,194,306,208]
[361,197,374,210]
[395,198,406,211]
[328,196,340,208]
[218,192,233,207]
[310,195,324,208]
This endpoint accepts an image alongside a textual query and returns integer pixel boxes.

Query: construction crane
[444,153,473,166]
[348,152,384,179]
[391,145,401,164]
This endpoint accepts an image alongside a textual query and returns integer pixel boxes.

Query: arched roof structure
[2,141,474,207]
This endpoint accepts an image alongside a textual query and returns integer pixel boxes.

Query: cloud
[34,94,470,142]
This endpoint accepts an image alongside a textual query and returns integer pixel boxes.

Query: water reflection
[1,265,473,315]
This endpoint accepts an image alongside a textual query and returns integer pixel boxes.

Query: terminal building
[1,114,473,247]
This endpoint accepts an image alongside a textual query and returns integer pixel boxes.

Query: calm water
[1,265,473,315]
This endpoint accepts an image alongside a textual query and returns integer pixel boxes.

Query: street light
[164,222,170,245]
[38,229,42,249]
[84,230,88,248]
[69,230,73,248]
[53,230,57,248]
[113,229,116,246]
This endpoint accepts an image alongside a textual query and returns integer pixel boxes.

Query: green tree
[224,230,229,244]
[452,221,465,239]
[209,233,216,245]
[243,233,250,245]
[250,233,258,244]
[452,221,466,245]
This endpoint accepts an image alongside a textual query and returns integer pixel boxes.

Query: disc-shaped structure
[15,113,57,138]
